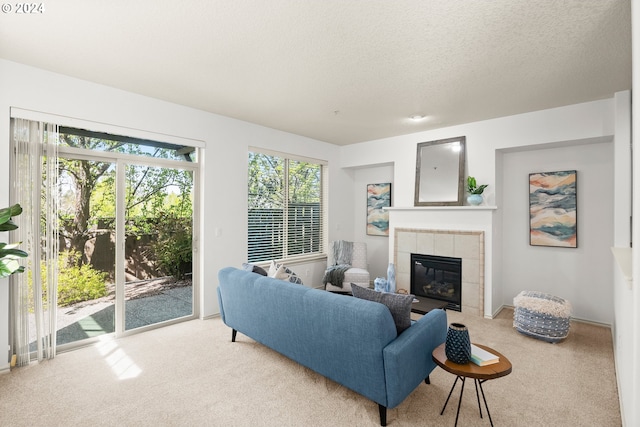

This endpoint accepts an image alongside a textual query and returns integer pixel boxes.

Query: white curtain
[9,118,59,366]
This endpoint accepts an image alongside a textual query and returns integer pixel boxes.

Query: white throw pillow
[268,260,289,280]
[267,260,304,285]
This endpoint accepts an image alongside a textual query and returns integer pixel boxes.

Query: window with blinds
[248,150,326,263]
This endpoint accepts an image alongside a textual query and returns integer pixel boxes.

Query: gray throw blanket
[332,240,353,266]
[322,240,353,288]
[322,264,351,288]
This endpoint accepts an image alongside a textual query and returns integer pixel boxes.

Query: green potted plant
[0,204,28,278]
[466,176,488,206]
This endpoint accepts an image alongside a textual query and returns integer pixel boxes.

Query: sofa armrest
[382,309,447,408]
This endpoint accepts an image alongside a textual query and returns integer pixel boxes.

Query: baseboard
[570,317,613,328]
[488,304,507,319]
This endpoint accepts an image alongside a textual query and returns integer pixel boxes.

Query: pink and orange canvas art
[529,170,577,248]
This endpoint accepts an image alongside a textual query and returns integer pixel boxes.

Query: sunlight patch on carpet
[96,336,142,380]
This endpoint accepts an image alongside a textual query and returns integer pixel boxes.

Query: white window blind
[248,150,326,263]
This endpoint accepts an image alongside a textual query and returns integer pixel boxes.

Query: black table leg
[440,376,459,415]
[478,379,494,427]
[454,377,466,427]
[474,379,483,418]
[441,376,498,427]
[440,376,466,427]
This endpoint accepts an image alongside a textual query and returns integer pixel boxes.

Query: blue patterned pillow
[286,273,304,285]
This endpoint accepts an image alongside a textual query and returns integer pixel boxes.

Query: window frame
[247,147,327,265]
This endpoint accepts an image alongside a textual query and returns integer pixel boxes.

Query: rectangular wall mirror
[414,136,466,206]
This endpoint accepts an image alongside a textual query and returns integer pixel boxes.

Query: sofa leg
[232,329,237,342]
[378,404,387,426]
[425,375,430,384]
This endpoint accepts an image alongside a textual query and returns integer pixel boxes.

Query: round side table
[432,343,512,427]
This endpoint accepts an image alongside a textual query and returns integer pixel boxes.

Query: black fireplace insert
[410,253,462,312]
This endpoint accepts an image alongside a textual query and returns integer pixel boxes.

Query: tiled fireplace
[394,228,485,317]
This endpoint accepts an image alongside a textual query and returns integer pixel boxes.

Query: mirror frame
[414,136,466,206]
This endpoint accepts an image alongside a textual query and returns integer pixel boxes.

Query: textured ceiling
[0,0,631,145]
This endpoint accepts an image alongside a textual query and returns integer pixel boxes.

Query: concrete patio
[30,286,193,349]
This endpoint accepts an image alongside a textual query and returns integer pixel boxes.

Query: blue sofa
[217,267,447,426]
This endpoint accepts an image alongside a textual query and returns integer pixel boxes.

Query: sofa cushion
[268,260,304,285]
[351,284,413,334]
[241,263,268,276]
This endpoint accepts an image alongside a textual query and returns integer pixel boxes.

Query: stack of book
[470,344,499,366]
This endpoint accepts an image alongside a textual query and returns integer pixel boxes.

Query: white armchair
[324,241,370,294]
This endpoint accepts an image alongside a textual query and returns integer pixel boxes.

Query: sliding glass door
[53,158,117,347]
[50,157,196,349]
[49,129,197,349]
[11,119,199,359]
[123,163,194,331]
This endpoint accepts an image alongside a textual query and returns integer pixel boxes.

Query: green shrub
[28,251,109,310]
[151,214,192,280]
[52,251,109,307]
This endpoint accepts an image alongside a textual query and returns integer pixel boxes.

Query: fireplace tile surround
[394,228,484,317]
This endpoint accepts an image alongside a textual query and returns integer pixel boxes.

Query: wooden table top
[432,343,512,380]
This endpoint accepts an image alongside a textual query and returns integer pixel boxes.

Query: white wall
[0,59,352,370]
[499,141,614,323]
[618,4,640,426]
[341,97,620,315]
[351,164,394,281]
[341,99,615,208]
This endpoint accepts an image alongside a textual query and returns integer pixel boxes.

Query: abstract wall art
[367,183,391,236]
[529,170,577,248]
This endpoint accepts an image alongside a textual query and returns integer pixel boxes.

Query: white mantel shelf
[385,206,497,211]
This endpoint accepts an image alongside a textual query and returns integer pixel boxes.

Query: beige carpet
[0,308,621,426]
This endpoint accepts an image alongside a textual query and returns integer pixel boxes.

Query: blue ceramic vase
[467,194,483,206]
[374,277,387,292]
[445,323,471,364]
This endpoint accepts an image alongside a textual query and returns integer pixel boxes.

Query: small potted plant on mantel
[466,176,488,206]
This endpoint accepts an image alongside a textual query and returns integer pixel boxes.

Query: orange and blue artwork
[529,170,577,248]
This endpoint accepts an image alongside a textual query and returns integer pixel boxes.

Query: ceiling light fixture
[409,114,426,122]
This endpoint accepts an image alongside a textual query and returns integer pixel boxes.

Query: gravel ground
[27,277,192,341]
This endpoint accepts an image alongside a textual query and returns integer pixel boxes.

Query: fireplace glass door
[411,254,462,311]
